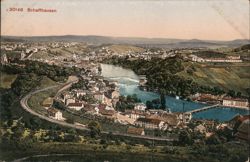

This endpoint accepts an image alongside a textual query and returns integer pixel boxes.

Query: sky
[1,0,249,40]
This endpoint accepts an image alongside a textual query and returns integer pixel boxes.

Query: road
[20,85,89,131]
[20,80,175,142]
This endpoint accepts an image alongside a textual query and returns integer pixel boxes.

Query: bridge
[185,104,220,114]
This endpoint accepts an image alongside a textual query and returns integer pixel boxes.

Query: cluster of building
[229,115,250,142]
[189,54,243,63]
[191,93,249,109]
[41,62,191,131]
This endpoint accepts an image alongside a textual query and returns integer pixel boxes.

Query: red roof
[127,127,144,135]
[68,102,83,107]
[136,118,163,125]
[99,109,115,116]
[98,104,107,110]
[239,115,250,123]
[223,97,248,102]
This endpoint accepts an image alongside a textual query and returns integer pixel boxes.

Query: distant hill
[1,35,249,48]
[192,50,227,58]
[233,44,250,52]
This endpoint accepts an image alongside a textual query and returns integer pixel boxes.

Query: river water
[101,64,249,122]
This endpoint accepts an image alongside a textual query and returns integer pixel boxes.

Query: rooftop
[136,118,163,125]
[68,102,83,107]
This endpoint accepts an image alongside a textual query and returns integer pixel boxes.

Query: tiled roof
[136,118,162,125]
[127,127,144,135]
[99,109,115,116]
[47,107,59,113]
[68,102,83,107]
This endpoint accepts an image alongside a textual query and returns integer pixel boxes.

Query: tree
[236,92,242,98]
[146,101,153,109]
[206,134,221,145]
[227,90,236,98]
[29,117,42,130]
[178,130,193,146]
[88,121,101,138]
[245,88,250,98]
[10,121,25,143]
[160,93,166,110]
[53,100,67,110]
[66,116,74,124]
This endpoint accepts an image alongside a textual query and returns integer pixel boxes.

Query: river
[101,64,249,122]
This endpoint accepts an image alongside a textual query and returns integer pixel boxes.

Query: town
[1,0,250,160]
[1,40,249,142]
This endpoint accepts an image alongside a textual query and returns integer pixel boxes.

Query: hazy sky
[1,0,249,40]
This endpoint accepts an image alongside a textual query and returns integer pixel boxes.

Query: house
[67,102,84,111]
[189,55,204,62]
[216,123,228,130]
[125,110,148,120]
[1,53,8,64]
[204,58,242,63]
[139,75,147,86]
[228,115,250,142]
[222,98,249,108]
[227,55,240,60]
[134,103,146,111]
[82,104,98,114]
[127,127,145,136]
[47,108,63,120]
[116,113,135,125]
[135,118,165,129]
[65,98,75,106]
[194,124,206,134]
[75,89,86,98]
[235,119,250,142]
[99,109,116,118]
[146,113,180,128]
[228,115,250,129]
[94,92,104,103]
[108,90,120,99]
[148,109,165,114]
[183,113,192,123]
[189,54,242,63]
[104,94,113,107]
[157,113,181,127]
[62,92,73,103]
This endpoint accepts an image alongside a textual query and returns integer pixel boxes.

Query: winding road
[20,84,89,131]
[20,80,175,142]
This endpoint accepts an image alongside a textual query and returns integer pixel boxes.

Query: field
[108,44,145,53]
[178,62,250,95]
[30,45,88,59]
[0,72,17,88]
[27,77,60,115]
[39,76,60,89]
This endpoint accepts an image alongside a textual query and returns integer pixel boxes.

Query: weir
[185,104,220,114]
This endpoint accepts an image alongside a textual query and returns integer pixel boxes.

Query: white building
[76,89,86,98]
[67,102,84,111]
[47,108,63,120]
[135,118,165,129]
[65,98,75,106]
[134,103,146,111]
[94,92,104,103]
[222,98,249,108]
